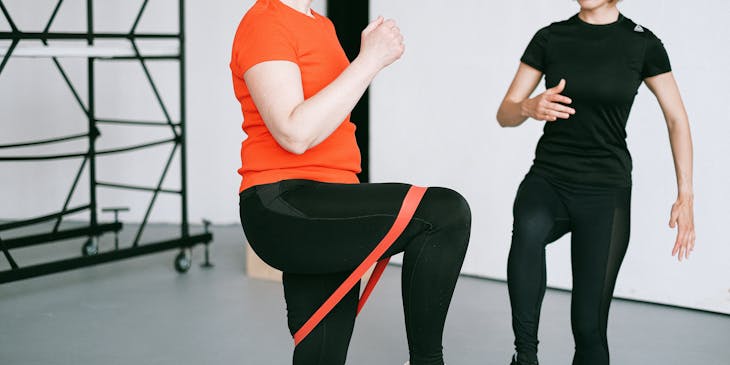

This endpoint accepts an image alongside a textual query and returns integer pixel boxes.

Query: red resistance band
[293,185,428,346]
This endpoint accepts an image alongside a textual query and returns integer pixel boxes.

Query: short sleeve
[231,16,297,77]
[641,31,671,78]
[520,26,550,72]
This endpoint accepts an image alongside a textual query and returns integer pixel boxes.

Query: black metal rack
[0,0,213,284]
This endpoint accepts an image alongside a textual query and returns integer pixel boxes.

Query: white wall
[0,0,324,226]
[370,0,730,313]
[2,1,728,313]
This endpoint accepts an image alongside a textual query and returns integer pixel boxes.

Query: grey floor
[1,223,728,365]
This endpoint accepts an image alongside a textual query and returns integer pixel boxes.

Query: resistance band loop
[293,185,428,346]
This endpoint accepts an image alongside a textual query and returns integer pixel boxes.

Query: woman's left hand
[669,195,695,261]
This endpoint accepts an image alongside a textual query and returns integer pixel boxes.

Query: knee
[512,211,554,246]
[422,187,471,231]
[572,318,603,347]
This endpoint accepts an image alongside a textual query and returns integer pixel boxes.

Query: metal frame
[0,0,213,284]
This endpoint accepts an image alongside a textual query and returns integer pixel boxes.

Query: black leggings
[239,179,471,365]
[508,173,631,365]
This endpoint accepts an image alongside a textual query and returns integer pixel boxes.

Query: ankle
[511,352,539,365]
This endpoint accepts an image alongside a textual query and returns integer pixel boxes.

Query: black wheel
[174,251,191,273]
[82,238,98,256]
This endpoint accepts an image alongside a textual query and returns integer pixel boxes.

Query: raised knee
[512,211,554,243]
[423,187,471,230]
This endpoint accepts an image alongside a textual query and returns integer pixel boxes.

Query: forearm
[287,57,379,151]
[496,99,529,127]
[666,116,696,261]
[667,117,694,198]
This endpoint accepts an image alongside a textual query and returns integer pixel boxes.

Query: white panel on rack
[0,43,179,58]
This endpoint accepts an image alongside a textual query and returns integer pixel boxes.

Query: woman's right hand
[358,16,405,71]
[520,79,576,122]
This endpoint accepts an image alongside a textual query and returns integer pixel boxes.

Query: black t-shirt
[521,14,671,187]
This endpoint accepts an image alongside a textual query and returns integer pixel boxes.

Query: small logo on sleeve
[634,25,644,32]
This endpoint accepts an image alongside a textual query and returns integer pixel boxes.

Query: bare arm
[244,17,404,154]
[496,63,575,127]
[245,58,379,154]
[644,72,696,261]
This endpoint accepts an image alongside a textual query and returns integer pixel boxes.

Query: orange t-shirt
[230,0,361,192]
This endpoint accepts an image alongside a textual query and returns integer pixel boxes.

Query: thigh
[512,173,571,243]
[240,180,430,274]
[285,180,470,232]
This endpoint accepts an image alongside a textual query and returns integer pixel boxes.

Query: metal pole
[179,0,189,238]
[87,0,98,229]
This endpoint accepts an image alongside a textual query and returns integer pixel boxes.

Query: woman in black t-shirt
[496,1,695,364]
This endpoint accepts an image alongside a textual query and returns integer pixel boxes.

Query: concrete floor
[1,223,728,364]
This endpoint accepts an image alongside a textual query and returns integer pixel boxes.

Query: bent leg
[508,174,570,363]
[399,187,471,364]
[239,180,471,365]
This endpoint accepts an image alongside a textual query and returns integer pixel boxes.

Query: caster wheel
[82,238,98,256]
[174,251,191,273]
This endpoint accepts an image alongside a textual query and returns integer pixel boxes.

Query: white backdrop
[370,0,730,313]
[1,1,728,313]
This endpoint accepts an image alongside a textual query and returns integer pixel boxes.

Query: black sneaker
[510,353,538,365]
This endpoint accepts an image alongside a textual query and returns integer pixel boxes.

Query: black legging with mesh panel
[239,179,471,365]
[508,172,631,365]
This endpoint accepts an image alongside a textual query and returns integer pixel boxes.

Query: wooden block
[245,242,282,282]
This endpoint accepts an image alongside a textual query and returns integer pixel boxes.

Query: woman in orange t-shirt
[231,1,471,364]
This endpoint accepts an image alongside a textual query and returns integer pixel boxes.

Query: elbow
[284,144,308,155]
[666,117,691,135]
[496,111,511,128]
[279,136,310,155]
[265,117,312,155]
[275,129,311,155]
